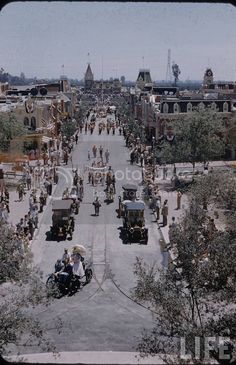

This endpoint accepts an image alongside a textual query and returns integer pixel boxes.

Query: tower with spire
[136,69,152,90]
[84,63,94,90]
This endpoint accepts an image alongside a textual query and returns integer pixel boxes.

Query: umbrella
[72,244,86,256]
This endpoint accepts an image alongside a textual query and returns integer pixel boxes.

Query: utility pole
[112,69,118,78]
[165,49,172,83]
[101,57,104,105]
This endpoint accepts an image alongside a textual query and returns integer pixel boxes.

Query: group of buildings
[130,68,236,159]
[0,76,77,160]
[0,63,236,162]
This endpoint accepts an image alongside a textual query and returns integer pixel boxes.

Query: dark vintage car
[122,200,148,245]
[49,199,74,241]
[117,184,138,218]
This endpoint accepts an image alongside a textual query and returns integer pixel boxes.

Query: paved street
[15,113,164,354]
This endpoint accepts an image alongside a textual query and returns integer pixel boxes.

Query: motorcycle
[46,259,93,297]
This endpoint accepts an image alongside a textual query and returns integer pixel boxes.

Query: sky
[0,2,236,82]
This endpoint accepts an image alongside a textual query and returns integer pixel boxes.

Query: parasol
[72,244,86,256]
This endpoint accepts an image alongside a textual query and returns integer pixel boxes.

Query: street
[23,112,164,354]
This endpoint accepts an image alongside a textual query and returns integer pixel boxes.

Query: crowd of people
[122,126,175,227]
[0,132,79,252]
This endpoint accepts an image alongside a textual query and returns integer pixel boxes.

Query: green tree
[157,108,226,169]
[0,221,61,357]
[60,119,77,140]
[0,114,26,152]
[133,197,236,364]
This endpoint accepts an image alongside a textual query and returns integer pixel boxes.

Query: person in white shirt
[72,260,85,278]
[68,253,85,292]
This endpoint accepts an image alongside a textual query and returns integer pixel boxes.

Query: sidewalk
[152,179,227,266]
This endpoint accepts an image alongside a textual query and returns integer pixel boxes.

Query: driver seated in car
[63,187,70,198]
[61,248,71,264]
[55,258,73,288]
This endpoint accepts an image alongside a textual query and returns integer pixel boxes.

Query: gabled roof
[85,63,94,81]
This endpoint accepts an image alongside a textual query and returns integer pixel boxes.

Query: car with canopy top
[122,200,148,245]
[48,199,74,241]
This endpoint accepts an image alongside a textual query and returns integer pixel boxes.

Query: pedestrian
[53,167,59,184]
[140,153,144,167]
[23,214,29,235]
[17,183,25,202]
[75,134,78,145]
[176,190,182,210]
[105,149,110,164]
[119,127,122,135]
[28,216,35,240]
[163,164,168,180]
[161,199,168,227]
[39,190,44,213]
[93,197,101,216]
[101,172,105,186]
[3,187,10,213]
[29,193,34,213]
[64,150,68,165]
[92,145,97,158]
[173,163,177,177]
[88,171,92,184]
[155,197,161,222]
[26,171,32,190]
[88,150,91,160]
[99,146,103,159]
[44,178,50,195]
[31,204,39,229]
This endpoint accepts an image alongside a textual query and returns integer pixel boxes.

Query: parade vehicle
[122,200,148,245]
[46,246,93,297]
[62,186,80,214]
[117,184,138,217]
[49,199,74,241]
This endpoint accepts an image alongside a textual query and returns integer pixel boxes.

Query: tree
[0,221,61,357]
[0,114,26,152]
[157,108,226,170]
[172,63,181,86]
[60,119,77,140]
[133,197,236,364]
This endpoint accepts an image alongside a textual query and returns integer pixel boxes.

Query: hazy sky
[0,2,236,81]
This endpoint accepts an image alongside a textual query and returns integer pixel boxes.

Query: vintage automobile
[49,199,74,241]
[117,184,138,218]
[122,200,148,245]
[62,186,80,214]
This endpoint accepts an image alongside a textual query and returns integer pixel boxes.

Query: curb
[5,351,167,364]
